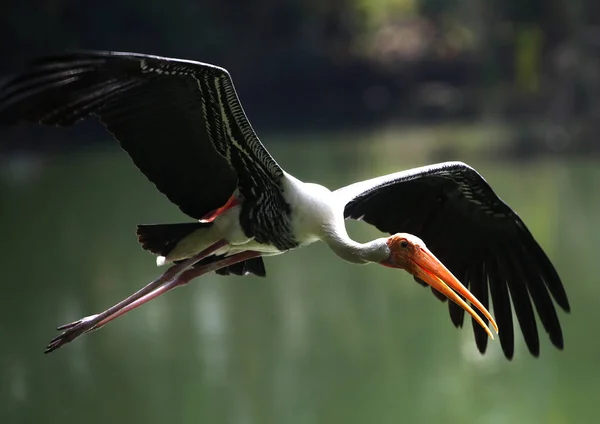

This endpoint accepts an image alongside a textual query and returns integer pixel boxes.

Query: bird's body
[0,51,570,358]
[162,175,335,263]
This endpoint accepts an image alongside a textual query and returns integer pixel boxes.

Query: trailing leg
[44,239,229,353]
[92,250,261,328]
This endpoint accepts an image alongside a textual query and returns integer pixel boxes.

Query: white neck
[322,225,390,264]
[281,174,390,264]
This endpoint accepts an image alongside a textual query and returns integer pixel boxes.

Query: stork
[0,51,569,358]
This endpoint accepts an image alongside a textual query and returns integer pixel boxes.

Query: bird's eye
[400,240,409,248]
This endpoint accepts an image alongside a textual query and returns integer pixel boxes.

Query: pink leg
[94,250,260,328]
[44,239,229,353]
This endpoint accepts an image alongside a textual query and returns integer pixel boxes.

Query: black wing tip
[500,342,515,360]
[476,332,565,359]
[525,340,541,357]
[556,294,571,313]
[474,335,489,356]
[0,50,138,128]
[475,338,515,360]
[511,331,563,358]
[448,302,465,328]
[549,330,565,350]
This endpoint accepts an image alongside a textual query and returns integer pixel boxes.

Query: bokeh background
[1,1,599,423]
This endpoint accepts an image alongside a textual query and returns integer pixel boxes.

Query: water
[0,134,597,423]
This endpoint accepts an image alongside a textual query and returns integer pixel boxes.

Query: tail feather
[136,222,210,257]
[137,222,267,278]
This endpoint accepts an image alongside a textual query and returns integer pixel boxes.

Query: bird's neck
[323,225,389,264]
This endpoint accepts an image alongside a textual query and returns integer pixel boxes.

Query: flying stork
[0,51,570,358]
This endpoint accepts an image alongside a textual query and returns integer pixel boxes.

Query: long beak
[409,247,499,339]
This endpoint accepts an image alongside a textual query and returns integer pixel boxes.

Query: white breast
[281,172,343,246]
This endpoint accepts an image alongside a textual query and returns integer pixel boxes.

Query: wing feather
[0,51,285,224]
[469,262,490,353]
[501,240,540,356]
[487,255,515,358]
[339,161,569,357]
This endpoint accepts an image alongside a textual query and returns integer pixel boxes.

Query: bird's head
[381,233,499,339]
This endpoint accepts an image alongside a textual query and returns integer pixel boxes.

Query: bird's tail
[136,222,267,278]
[136,222,211,258]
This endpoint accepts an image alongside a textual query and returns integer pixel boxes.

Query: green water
[0,135,597,424]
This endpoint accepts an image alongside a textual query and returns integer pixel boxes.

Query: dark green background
[0,135,595,423]
[1,0,599,422]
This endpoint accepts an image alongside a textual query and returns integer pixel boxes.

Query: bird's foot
[44,314,99,354]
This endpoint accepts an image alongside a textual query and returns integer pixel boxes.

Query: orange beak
[406,246,499,339]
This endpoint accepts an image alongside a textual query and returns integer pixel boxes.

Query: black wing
[338,161,570,358]
[0,51,286,226]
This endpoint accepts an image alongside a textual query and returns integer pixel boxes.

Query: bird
[0,51,569,359]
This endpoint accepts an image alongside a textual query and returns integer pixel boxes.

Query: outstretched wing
[337,161,570,358]
[0,51,285,228]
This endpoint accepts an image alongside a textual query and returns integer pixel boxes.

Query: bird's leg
[44,239,229,353]
[91,250,261,328]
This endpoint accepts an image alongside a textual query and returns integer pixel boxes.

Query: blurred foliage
[1,0,600,152]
